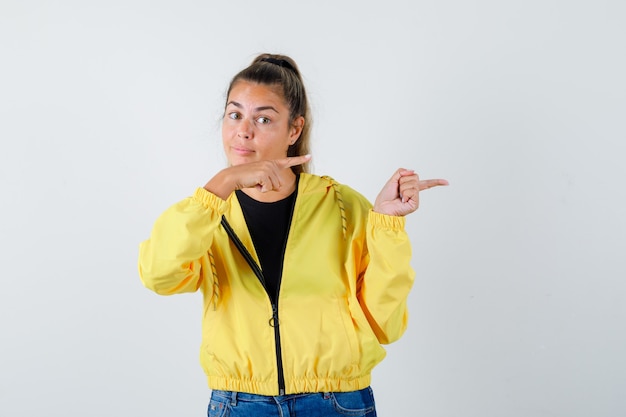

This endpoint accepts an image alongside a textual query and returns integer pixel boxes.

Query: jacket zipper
[221,218,284,393]
[257,211,293,396]
[250,269,285,395]
[268,179,298,396]
[226,249,287,396]
[223,177,299,396]
[270,302,285,395]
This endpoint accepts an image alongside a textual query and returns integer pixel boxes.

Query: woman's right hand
[203,155,311,200]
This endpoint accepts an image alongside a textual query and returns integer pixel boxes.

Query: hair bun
[260,57,296,72]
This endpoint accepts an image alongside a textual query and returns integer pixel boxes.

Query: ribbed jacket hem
[208,374,372,396]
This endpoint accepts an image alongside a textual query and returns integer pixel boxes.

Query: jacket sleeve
[138,188,229,295]
[357,211,415,344]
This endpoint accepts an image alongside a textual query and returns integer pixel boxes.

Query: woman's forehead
[227,81,287,108]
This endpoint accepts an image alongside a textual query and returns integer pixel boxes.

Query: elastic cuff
[368,210,406,230]
[193,187,229,212]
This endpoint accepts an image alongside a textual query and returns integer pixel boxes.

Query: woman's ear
[289,116,305,144]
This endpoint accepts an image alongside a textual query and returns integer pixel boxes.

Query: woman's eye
[256,117,270,124]
[227,112,240,120]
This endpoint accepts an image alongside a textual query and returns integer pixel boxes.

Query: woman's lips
[232,146,254,155]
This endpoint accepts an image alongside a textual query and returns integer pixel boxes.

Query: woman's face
[222,81,303,167]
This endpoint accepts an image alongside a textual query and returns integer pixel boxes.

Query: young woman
[138,53,448,417]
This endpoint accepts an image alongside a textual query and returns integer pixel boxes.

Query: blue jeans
[207,387,377,417]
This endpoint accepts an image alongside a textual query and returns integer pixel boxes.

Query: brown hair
[225,53,312,174]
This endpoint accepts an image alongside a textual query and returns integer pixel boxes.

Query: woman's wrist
[203,169,236,201]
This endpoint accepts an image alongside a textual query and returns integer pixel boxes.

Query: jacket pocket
[337,297,361,368]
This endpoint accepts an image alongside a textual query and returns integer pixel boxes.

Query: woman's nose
[237,120,253,139]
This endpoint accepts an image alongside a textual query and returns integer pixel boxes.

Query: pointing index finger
[278,154,312,168]
[418,179,449,191]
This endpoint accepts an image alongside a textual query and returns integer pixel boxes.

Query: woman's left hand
[373,168,448,216]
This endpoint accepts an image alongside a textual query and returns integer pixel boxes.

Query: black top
[235,188,297,301]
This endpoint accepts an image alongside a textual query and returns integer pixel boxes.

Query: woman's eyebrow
[226,101,279,113]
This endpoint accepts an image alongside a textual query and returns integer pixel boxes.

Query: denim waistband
[211,390,332,405]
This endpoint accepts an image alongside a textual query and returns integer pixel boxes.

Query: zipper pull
[269,304,279,327]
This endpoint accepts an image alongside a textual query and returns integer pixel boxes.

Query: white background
[1,1,625,416]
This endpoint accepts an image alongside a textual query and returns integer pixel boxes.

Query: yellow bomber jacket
[138,173,415,395]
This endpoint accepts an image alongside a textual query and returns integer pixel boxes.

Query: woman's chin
[228,155,254,166]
